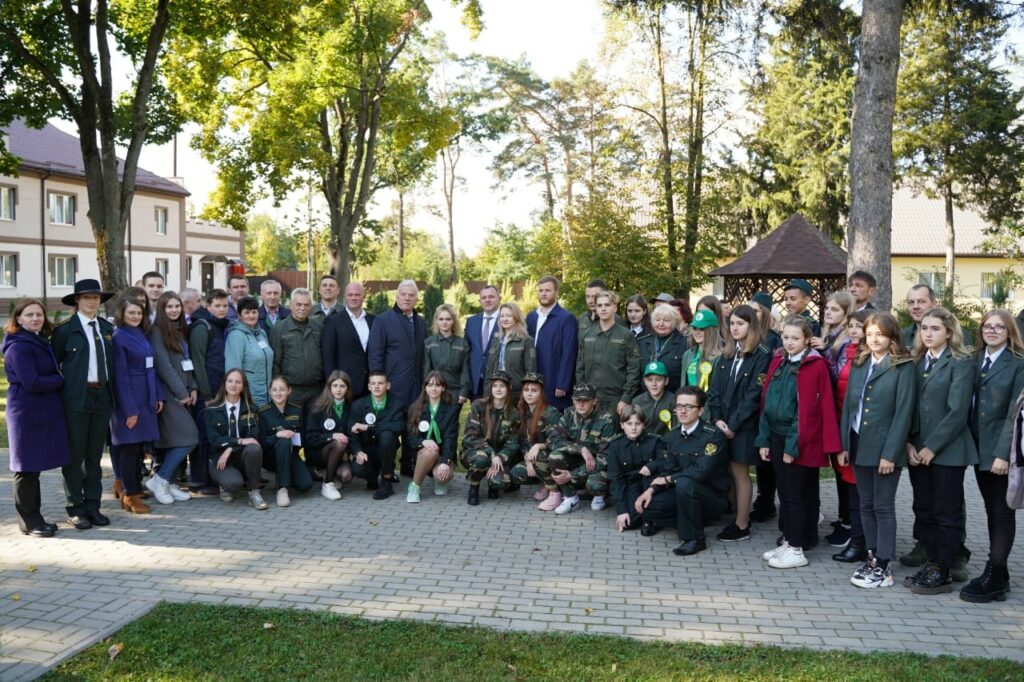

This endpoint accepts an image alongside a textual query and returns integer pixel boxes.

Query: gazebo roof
[709,213,847,277]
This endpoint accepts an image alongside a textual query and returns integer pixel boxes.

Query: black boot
[910,562,953,595]
[832,541,868,563]
[372,477,393,500]
[487,486,500,500]
[959,561,1009,603]
[467,485,480,506]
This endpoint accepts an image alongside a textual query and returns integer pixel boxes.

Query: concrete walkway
[1,452,1021,680]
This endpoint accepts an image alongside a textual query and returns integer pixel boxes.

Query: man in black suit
[322,280,375,398]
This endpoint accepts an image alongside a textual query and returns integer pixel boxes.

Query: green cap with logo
[644,361,668,377]
[692,309,718,329]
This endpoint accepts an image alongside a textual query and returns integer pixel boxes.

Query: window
[981,273,1014,301]
[0,186,14,220]
[0,253,16,287]
[49,193,75,225]
[155,206,168,235]
[155,258,169,278]
[185,256,193,282]
[49,255,76,287]
[918,272,945,297]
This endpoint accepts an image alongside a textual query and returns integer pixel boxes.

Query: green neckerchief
[686,348,702,386]
[426,401,442,442]
[332,400,345,420]
[371,394,387,413]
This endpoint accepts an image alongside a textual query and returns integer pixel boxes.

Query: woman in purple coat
[3,299,70,537]
[110,297,164,514]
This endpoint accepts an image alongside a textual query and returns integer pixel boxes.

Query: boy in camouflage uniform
[535,383,617,515]
[460,370,522,505]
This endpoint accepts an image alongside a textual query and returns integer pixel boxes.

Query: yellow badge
[699,361,713,375]
[757,373,767,386]
[705,443,717,455]
[658,409,672,425]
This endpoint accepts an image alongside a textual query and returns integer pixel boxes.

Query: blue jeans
[156,446,193,483]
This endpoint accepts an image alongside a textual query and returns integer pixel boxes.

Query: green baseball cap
[692,309,718,329]
[644,361,668,377]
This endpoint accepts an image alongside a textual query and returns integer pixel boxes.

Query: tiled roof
[890,187,1007,256]
[709,213,848,276]
[3,118,188,197]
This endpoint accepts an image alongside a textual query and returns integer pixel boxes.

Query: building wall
[184,219,245,294]
[892,256,1018,304]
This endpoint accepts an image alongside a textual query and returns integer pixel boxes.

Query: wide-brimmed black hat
[62,279,114,307]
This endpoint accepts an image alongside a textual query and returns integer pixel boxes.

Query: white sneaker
[851,557,875,582]
[145,476,174,505]
[321,481,341,500]
[852,564,893,589]
[248,490,269,510]
[763,541,789,561]
[434,481,448,496]
[406,482,421,503]
[554,495,580,515]
[276,488,291,507]
[769,545,808,569]
[590,495,606,511]
[167,483,191,501]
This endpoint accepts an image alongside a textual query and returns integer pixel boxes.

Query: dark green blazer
[50,314,115,411]
[910,351,978,467]
[840,354,916,467]
[969,349,1024,471]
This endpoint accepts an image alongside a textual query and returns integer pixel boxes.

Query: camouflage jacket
[520,404,562,454]
[462,399,522,464]
[549,406,617,456]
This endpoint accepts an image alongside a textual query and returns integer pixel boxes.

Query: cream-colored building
[0,119,243,310]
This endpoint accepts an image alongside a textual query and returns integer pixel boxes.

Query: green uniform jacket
[462,399,521,464]
[259,402,304,450]
[578,311,625,336]
[205,400,262,456]
[485,333,537,395]
[632,391,676,437]
[520,404,562,456]
[269,316,323,388]
[839,354,916,467]
[648,420,730,491]
[549,406,616,458]
[50,315,115,411]
[910,352,979,466]
[755,359,800,457]
[576,323,641,407]
[423,333,472,401]
[970,349,1024,471]
[607,433,666,514]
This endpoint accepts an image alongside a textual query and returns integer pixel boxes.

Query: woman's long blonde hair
[912,307,972,360]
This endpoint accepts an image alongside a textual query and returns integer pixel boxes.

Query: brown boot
[123,494,150,514]
[113,479,124,500]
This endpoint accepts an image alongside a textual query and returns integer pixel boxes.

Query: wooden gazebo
[709,213,848,320]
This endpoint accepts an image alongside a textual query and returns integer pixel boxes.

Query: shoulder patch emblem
[757,373,767,386]
[705,443,717,455]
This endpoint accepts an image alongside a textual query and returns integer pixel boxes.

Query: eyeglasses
[981,324,1007,332]
[674,404,701,411]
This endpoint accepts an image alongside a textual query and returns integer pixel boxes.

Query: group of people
[4,269,1021,606]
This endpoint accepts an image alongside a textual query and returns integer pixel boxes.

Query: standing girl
[961,309,1024,602]
[757,316,840,568]
[485,303,536,401]
[423,304,472,405]
[707,304,770,543]
[305,370,355,500]
[681,309,723,392]
[812,291,855,380]
[838,312,915,588]
[625,294,652,338]
[260,375,313,507]
[906,307,978,595]
[110,297,164,514]
[404,371,460,502]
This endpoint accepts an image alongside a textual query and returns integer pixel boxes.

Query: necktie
[731,350,742,380]
[482,316,492,349]
[925,355,935,373]
[89,321,107,383]
[229,405,238,438]
[981,356,992,376]
[407,314,415,337]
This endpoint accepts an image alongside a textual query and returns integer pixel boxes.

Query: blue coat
[526,303,578,410]
[110,326,164,445]
[224,321,274,405]
[366,306,427,407]
[464,311,499,398]
[3,330,70,472]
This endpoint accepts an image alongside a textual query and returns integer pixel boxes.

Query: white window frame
[49,255,76,287]
[155,206,168,235]
[981,272,1014,301]
[155,258,169,279]
[48,192,75,226]
[0,185,15,221]
[918,272,945,298]
[0,252,17,287]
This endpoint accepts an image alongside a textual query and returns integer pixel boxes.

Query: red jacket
[832,343,860,483]
[761,349,842,468]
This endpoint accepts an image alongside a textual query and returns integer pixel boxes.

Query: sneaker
[538,491,563,511]
[852,564,894,589]
[851,556,875,582]
[321,481,341,501]
[533,487,550,502]
[167,484,191,502]
[590,495,606,511]
[276,488,291,507]
[373,477,394,500]
[763,541,789,561]
[826,524,852,548]
[717,523,751,542]
[554,495,580,515]
[145,476,174,505]
[769,545,808,569]
[406,482,421,504]
[219,487,235,503]
[248,490,268,510]
[434,480,448,496]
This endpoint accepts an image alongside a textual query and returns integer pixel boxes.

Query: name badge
[323,418,336,430]
[291,433,302,446]
[365,413,377,426]
[257,340,269,349]
[145,356,154,369]
[181,359,195,372]
[419,420,429,433]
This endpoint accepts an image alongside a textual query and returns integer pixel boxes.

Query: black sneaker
[716,523,750,542]
[749,503,776,523]
[826,524,852,548]
[372,477,393,500]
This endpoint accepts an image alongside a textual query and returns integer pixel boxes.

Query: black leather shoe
[673,537,707,556]
[66,515,92,531]
[467,485,480,506]
[372,477,394,500]
[487,487,500,500]
[833,542,868,563]
[903,566,928,588]
[911,563,952,595]
[640,521,660,537]
[85,510,110,526]
[41,521,58,533]
[623,519,642,531]
[22,526,55,538]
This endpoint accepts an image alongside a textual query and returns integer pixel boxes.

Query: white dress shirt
[348,307,370,351]
[77,311,105,383]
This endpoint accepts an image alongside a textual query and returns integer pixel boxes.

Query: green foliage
[476,224,533,282]
[422,284,444,324]
[444,279,474,317]
[366,291,391,315]
[245,214,298,274]
[356,228,450,284]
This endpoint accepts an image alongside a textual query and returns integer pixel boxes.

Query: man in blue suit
[367,279,427,408]
[526,275,578,411]
[464,284,501,398]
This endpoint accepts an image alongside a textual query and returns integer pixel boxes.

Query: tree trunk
[398,189,405,262]
[679,0,707,299]
[441,145,458,282]
[654,11,678,275]
[847,0,904,312]
[943,182,955,300]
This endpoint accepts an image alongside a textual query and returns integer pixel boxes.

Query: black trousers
[642,479,728,541]
[61,387,112,516]
[974,467,1016,566]
[908,463,966,568]
[846,430,864,545]
[118,443,145,495]
[771,432,819,549]
[353,431,400,480]
[14,472,45,532]
[754,461,776,511]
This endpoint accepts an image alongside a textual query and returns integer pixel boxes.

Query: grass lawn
[45,602,1023,681]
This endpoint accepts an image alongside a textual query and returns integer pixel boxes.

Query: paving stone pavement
[1,451,1022,680]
